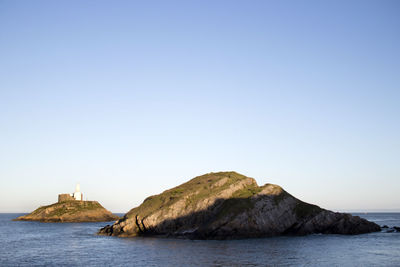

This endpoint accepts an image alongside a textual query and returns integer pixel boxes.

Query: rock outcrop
[99,171,381,239]
[382,226,400,233]
[14,201,119,223]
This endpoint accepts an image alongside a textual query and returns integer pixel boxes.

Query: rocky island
[15,184,119,223]
[99,171,380,239]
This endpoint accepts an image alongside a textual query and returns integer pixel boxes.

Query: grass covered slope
[99,171,380,239]
[15,201,119,223]
[126,171,258,219]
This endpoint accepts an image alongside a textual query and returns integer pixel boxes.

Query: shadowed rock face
[99,172,380,239]
[14,201,119,223]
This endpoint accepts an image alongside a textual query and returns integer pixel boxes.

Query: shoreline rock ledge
[99,171,380,239]
[14,201,119,223]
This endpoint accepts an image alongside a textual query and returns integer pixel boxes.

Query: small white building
[72,183,83,201]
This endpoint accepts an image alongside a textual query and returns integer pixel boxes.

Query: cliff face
[15,201,119,223]
[99,172,380,239]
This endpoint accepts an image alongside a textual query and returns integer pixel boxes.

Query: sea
[0,213,399,266]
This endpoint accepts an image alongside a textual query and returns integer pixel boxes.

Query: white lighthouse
[73,183,83,201]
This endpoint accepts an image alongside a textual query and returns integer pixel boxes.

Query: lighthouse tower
[73,183,83,201]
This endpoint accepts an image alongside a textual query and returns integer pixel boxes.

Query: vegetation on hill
[14,200,119,223]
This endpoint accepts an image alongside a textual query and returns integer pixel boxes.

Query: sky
[0,0,399,213]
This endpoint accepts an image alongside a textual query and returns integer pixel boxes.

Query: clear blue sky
[0,0,399,212]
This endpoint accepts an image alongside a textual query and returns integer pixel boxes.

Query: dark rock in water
[99,172,381,239]
[14,201,119,223]
[382,226,400,233]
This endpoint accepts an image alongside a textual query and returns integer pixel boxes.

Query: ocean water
[0,213,399,266]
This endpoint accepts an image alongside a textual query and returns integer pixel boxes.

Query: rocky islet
[14,200,119,223]
[99,171,381,239]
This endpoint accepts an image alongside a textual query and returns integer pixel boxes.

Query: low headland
[99,171,381,239]
[14,200,119,223]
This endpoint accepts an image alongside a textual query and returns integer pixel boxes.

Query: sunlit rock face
[99,171,381,239]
